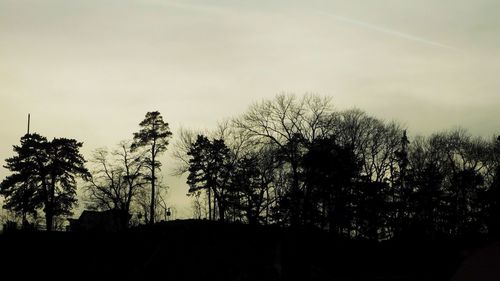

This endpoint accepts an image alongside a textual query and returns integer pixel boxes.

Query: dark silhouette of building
[68,209,129,232]
[2,221,18,233]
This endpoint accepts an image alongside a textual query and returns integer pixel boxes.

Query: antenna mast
[27,113,30,135]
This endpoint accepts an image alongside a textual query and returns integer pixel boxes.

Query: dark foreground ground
[0,220,492,280]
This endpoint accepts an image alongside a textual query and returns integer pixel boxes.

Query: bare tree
[189,191,207,219]
[171,127,204,176]
[234,93,335,225]
[85,141,146,224]
[134,176,169,224]
[157,185,172,222]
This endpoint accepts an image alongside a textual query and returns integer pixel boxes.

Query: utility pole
[27,113,31,135]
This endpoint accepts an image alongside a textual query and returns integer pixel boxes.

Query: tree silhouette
[235,94,335,226]
[0,134,43,226]
[301,137,361,233]
[187,135,233,222]
[167,94,500,241]
[230,155,271,224]
[391,130,410,237]
[85,141,145,225]
[407,162,445,238]
[1,134,89,231]
[486,136,500,236]
[132,111,172,225]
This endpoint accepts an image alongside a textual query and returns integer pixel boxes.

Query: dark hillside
[0,220,473,280]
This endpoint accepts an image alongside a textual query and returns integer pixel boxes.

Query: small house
[68,209,129,232]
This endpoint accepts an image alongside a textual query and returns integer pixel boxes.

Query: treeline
[175,94,500,241]
[0,111,173,230]
[1,94,500,240]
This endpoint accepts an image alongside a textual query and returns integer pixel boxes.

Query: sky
[1,0,499,218]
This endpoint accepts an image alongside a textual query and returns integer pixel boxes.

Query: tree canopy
[132,111,172,224]
[177,94,500,241]
[1,133,89,231]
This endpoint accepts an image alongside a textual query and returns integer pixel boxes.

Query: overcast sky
[1,0,499,218]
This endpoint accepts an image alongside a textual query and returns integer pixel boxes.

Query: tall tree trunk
[208,188,212,220]
[212,187,225,222]
[218,200,225,222]
[125,187,132,227]
[213,196,218,220]
[150,150,156,225]
[290,161,300,226]
[45,175,56,231]
[45,210,53,232]
[265,186,270,225]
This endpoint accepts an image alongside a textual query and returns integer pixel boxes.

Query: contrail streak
[318,12,457,50]
[143,0,230,14]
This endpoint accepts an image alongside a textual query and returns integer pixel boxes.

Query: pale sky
[1,0,499,218]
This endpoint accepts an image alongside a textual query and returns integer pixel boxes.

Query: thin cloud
[318,11,458,51]
[141,0,231,14]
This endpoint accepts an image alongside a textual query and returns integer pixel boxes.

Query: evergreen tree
[132,111,172,225]
[187,135,233,222]
[1,134,89,231]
